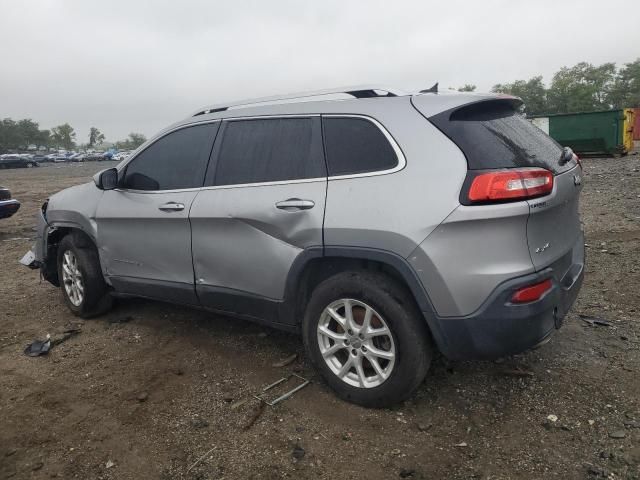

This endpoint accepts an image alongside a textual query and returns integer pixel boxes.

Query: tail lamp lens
[511,279,553,303]
[467,168,553,203]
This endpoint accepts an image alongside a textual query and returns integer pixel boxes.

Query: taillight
[465,168,553,204]
[511,279,553,303]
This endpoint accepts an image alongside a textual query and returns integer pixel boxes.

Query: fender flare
[281,246,448,350]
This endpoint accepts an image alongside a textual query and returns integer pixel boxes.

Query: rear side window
[323,117,398,176]
[429,100,567,173]
[210,117,325,186]
[122,123,218,190]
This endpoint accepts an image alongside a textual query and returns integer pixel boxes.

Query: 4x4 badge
[573,174,582,186]
[535,243,550,253]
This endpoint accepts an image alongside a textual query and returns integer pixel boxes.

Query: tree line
[0,120,147,154]
[459,58,640,116]
[2,58,639,153]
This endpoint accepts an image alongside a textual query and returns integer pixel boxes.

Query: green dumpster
[530,110,627,155]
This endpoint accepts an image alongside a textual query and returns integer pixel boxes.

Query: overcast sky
[1,0,639,144]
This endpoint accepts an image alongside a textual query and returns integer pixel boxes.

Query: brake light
[511,279,553,303]
[467,168,553,203]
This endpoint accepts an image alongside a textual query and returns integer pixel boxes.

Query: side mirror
[94,168,119,190]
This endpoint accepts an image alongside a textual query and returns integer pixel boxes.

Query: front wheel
[303,271,432,408]
[57,233,112,318]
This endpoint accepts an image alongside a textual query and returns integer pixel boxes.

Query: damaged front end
[20,200,60,286]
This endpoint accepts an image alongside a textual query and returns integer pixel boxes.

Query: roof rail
[191,85,406,117]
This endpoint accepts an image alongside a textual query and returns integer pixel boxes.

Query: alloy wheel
[317,298,396,388]
[62,250,84,306]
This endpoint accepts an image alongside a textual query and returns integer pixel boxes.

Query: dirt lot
[1,158,639,480]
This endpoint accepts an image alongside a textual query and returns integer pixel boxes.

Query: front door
[96,122,219,304]
[189,117,326,323]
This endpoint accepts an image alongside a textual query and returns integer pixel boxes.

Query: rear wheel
[57,233,112,318]
[303,271,432,408]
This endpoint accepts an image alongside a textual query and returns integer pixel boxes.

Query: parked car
[112,151,131,161]
[0,154,39,168]
[53,152,74,163]
[0,186,20,219]
[22,86,585,407]
[70,153,87,162]
[30,153,47,163]
[85,152,104,161]
[100,151,115,161]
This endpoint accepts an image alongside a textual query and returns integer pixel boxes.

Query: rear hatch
[419,96,583,272]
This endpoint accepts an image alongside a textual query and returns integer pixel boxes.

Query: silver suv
[22,86,584,407]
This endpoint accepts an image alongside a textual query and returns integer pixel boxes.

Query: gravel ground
[0,157,639,480]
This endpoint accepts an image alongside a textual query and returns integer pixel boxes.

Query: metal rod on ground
[187,446,216,473]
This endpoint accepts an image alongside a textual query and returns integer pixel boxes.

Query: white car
[112,151,131,161]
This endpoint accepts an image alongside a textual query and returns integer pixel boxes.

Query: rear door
[189,116,326,322]
[96,122,218,304]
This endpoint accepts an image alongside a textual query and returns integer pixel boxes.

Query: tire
[303,271,432,408]
[57,233,112,318]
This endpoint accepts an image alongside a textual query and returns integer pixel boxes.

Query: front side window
[322,117,399,176]
[122,123,218,191]
[210,117,325,186]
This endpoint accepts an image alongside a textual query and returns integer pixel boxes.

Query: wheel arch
[282,247,447,350]
[42,225,99,286]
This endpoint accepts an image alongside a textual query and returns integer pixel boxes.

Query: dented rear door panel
[189,181,326,306]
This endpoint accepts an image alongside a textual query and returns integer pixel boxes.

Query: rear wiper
[559,146,574,166]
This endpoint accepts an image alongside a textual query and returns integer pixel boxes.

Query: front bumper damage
[20,208,50,273]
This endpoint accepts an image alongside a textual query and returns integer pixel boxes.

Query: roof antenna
[419,82,438,94]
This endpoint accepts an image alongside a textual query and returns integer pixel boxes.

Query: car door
[96,122,219,305]
[189,116,326,324]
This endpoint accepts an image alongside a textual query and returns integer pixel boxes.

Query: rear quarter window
[429,100,569,174]
[322,117,398,176]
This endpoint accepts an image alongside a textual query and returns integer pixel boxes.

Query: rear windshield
[429,100,569,174]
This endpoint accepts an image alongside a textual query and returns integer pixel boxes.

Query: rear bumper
[430,234,585,360]
[0,199,20,219]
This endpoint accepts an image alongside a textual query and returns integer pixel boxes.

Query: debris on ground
[109,315,134,324]
[254,374,310,406]
[579,314,612,327]
[137,392,149,402]
[292,444,305,460]
[417,423,432,432]
[23,335,51,357]
[24,324,82,357]
[609,430,626,439]
[500,367,535,377]
[191,418,209,429]
[454,442,468,448]
[230,398,249,410]
[547,415,558,423]
[51,330,80,347]
[243,402,265,430]
[186,446,216,473]
[399,468,416,478]
[272,353,298,368]
[105,460,115,469]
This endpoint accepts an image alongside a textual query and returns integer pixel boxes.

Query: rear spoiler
[411,92,522,118]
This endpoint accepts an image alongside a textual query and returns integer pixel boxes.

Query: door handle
[158,202,185,212]
[275,198,315,211]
